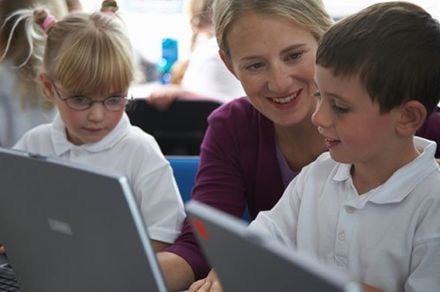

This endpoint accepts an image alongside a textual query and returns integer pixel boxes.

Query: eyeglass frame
[51,82,131,111]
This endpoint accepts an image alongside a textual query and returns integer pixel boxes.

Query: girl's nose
[87,102,106,121]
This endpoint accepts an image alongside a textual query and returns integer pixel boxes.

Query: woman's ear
[218,49,238,79]
[395,100,427,137]
[39,73,56,101]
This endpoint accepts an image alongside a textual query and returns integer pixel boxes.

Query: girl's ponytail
[34,9,57,33]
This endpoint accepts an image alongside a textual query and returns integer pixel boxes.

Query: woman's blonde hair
[213,0,333,55]
[188,0,214,50]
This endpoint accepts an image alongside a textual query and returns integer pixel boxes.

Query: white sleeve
[405,197,440,292]
[248,173,304,249]
[130,136,185,244]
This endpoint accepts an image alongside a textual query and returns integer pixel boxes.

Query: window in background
[79,0,192,66]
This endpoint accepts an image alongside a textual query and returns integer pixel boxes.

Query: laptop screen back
[186,201,361,292]
[0,148,167,292]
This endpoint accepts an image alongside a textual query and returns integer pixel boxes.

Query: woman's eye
[246,62,265,71]
[286,52,302,62]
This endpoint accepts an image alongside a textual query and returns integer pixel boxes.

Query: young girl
[9,0,185,252]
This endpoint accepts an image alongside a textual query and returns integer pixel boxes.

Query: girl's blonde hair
[213,0,333,55]
[41,10,135,95]
[2,3,134,97]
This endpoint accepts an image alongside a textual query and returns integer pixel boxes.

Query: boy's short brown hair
[317,2,440,115]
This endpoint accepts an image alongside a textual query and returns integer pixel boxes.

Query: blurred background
[79,0,440,81]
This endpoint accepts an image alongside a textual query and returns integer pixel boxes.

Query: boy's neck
[351,139,420,195]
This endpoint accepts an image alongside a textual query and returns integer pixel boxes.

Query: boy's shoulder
[297,151,343,181]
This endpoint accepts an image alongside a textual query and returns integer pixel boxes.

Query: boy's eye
[330,102,350,114]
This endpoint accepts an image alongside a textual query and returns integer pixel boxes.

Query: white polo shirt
[14,113,185,244]
[249,137,440,292]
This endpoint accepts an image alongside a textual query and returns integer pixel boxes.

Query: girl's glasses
[52,83,129,111]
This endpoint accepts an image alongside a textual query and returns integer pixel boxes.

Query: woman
[157,0,332,291]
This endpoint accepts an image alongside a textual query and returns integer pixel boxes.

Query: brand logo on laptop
[191,218,209,240]
[47,218,73,236]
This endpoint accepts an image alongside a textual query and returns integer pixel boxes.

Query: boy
[248,2,440,292]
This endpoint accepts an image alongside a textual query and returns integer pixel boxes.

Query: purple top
[165,99,440,280]
[416,106,440,158]
[165,97,289,279]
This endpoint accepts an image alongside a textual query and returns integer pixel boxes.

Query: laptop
[0,148,168,292]
[185,201,362,292]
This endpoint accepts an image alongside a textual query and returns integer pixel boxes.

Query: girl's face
[41,75,127,145]
[222,12,319,127]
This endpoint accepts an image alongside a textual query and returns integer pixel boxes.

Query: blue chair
[167,156,199,203]
[167,155,250,221]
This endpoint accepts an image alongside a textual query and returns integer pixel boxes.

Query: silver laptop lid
[0,148,167,292]
[186,201,362,292]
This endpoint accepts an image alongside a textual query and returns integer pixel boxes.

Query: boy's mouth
[325,137,340,149]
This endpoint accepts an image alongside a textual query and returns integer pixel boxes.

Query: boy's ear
[218,49,238,79]
[395,100,427,137]
[39,73,56,101]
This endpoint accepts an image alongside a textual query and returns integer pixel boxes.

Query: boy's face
[312,65,400,165]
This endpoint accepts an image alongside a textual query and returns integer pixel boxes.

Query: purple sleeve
[416,107,440,158]
[165,99,249,279]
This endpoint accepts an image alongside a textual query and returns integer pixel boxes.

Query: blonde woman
[158,0,332,290]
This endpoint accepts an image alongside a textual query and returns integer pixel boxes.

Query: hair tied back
[101,0,119,13]
[34,9,57,33]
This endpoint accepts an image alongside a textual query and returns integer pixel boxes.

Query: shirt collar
[51,113,130,156]
[332,137,438,205]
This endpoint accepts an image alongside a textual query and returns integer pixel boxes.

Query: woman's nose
[267,63,292,94]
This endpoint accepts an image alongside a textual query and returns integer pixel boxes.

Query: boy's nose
[311,99,330,129]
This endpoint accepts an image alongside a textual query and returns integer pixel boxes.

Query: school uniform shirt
[0,63,56,148]
[14,113,185,244]
[249,137,440,292]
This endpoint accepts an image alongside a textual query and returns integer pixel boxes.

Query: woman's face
[222,12,318,127]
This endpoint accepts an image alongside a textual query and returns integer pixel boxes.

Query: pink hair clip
[40,14,56,32]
